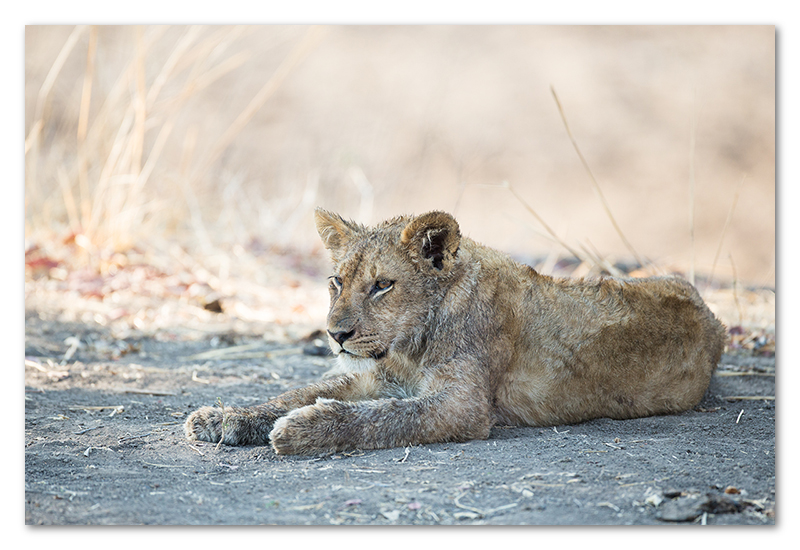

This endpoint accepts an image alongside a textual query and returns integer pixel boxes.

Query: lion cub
[185,209,725,454]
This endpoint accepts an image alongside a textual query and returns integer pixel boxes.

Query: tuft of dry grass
[25,25,326,266]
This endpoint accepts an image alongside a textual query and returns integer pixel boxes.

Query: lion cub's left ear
[315,208,362,259]
[400,211,461,272]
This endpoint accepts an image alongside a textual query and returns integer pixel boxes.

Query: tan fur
[185,209,725,455]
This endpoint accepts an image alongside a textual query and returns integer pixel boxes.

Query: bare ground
[24,311,775,526]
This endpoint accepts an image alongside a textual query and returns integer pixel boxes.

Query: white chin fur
[322,354,378,378]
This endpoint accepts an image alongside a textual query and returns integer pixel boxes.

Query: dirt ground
[24,309,775,526]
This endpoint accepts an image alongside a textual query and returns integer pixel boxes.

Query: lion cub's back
[495,273,726,427]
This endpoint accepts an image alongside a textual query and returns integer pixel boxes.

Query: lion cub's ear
[314,208,361,256]
[400,211,461,272]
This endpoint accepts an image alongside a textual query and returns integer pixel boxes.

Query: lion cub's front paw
[269,409,306,455]
[185,406,224,443]
[269,399,351,455]
[270,404,334,455]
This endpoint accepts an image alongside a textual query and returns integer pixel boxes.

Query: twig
[73,425,104,435]
[724,396,774,401]
[62,336,81,363]
[187,443,205,456]
[453,492,517,518]
[118,432,152,442]
[715,371,774,377]
[453,493,484,517]
[736,409,744,424]
[485,503,518,515]
[597,501,621,513]
[216,397,226,450]
[141,461,189,468]
[550,86,645,268]
[69,405,124,412]
[122,388,178,396]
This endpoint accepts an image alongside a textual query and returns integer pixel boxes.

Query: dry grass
[24,25,775,341]
[25,26,325,262]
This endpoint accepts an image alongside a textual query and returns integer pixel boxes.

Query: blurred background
[24,25,775,338]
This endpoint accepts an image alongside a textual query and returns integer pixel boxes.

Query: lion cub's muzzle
[328,329,355,346]
[326,329,353,356]
[326,329,387,360]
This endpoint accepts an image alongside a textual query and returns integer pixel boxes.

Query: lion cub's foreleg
[184,373,379,446]
[270,387,493,455]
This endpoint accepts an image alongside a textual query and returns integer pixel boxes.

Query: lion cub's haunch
[185,209,725,455]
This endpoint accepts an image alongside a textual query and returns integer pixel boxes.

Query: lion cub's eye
[372,280,394,296]
[329,276,342,291]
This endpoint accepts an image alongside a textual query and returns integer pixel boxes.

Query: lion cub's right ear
[400,211,461,273]
[314,208,360,256]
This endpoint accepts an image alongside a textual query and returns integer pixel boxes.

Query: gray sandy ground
[24,313,775,525]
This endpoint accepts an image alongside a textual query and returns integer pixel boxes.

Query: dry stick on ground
[709,174,747,284]
[723,396,775,401]
[715,371,775,377]
[550,86,647,270]
[216,397,226,450]
[122,389,178,396]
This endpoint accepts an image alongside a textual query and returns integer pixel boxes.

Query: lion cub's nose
[328,329,355,345]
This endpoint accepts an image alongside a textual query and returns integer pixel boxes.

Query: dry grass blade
[710,174,747,283]
[26,25,88,153]
[495,184,628,277]
[580,240,625,277]
[729,254,744,326]
[188,25,328,186]
[70,26,259,251]
[25,26,88,231]
[550,86,646,268]
[489,181,584,261]
[688,93,698,285]
[76,26,98,224]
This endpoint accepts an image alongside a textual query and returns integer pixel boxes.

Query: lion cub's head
[315,208,461,365]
